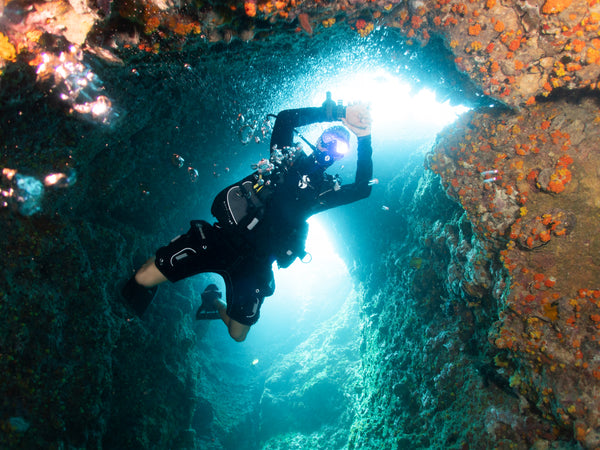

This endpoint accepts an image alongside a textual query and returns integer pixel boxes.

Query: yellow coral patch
[0,33,16,63]
[543,303,558,321]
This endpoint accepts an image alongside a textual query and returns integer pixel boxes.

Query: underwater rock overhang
[2,0,600,108]
[3,0,600,448]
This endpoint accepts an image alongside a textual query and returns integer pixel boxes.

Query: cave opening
[4,0,600,447]
[0,19,537,450]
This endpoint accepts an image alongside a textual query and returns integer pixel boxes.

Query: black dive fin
[195,309,221,320]
[121,276,158,316]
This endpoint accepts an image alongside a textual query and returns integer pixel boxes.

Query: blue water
[0,27,477,450]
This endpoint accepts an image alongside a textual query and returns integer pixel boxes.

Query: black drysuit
[154,106,373,325]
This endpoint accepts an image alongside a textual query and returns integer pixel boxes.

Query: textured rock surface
[260,293,361,448]
[3,0,600,449]
[347,162,565,449]
[429,96,600,448]
[3,0,600,107]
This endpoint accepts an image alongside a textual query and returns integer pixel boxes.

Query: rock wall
[259,292,362,449]
[3,0,600,108]
[429,96,600,448]
[346,160,567,449]
[3,0,600,448]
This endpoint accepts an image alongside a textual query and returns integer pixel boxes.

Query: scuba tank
[210,141,337,268]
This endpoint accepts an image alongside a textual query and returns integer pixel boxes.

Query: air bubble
[188,167,199,183]
[172,154,185,168]
[35,46,120,126]
[14,174,44,216]
[2,167,77,216]
[44,169,76,188]
[239,124,255,145]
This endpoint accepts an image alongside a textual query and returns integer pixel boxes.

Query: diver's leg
[135,257,167,287]
[215,298,250,342]
[226,319,251,343]
[197,286,250,341]
[121,258,166,316]
[217,269,271,343]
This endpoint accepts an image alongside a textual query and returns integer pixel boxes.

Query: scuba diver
[121,94,373,342]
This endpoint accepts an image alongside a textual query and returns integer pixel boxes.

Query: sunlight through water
[309,68,470,143]
[256,216,351,337]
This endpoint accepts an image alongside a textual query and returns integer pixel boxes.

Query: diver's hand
[343,103,371,137]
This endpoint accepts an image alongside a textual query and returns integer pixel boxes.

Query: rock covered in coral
[348,166,567,449]
[1,0,600,108]
[430,96,600,448]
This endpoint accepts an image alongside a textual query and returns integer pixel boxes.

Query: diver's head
[314,126,350,167]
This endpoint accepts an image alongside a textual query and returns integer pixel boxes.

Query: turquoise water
[0,27,491,449]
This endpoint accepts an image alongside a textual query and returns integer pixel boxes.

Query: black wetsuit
[154,106,373,325]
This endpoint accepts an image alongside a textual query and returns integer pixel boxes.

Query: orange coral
[298,13,313,35]
[508,39,521,52]
[172,21,200,36]
[0,33,16,62]
[542,0,573,14]
[534,273,546,282]
[572,39,586,53]
[543,302,558,320]
[411,16,423,29]
[587,47,600,64]
[244,0,257,17]
[468,23,481,36]
[558,155,573,166]
[144,16,161,34]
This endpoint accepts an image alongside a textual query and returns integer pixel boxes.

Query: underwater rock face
[259,294,361,448]
[3,0,600,449]
[2,0,600,108]
[430,96,600,448]
[346,166,563,449]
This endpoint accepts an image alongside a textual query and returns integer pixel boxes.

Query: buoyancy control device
[211,145,307,230]
[210,145,314,267]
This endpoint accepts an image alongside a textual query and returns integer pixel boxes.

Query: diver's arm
[270,103,345,150]
[312,135,373,212]
[312,103,373,211]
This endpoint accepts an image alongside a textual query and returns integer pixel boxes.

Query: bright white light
[260,216,350,329]
[44,173,66,186]
[272,216,349,296]
[91,96,111,117]
[336,140,349,156]
[310,68,469,142]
